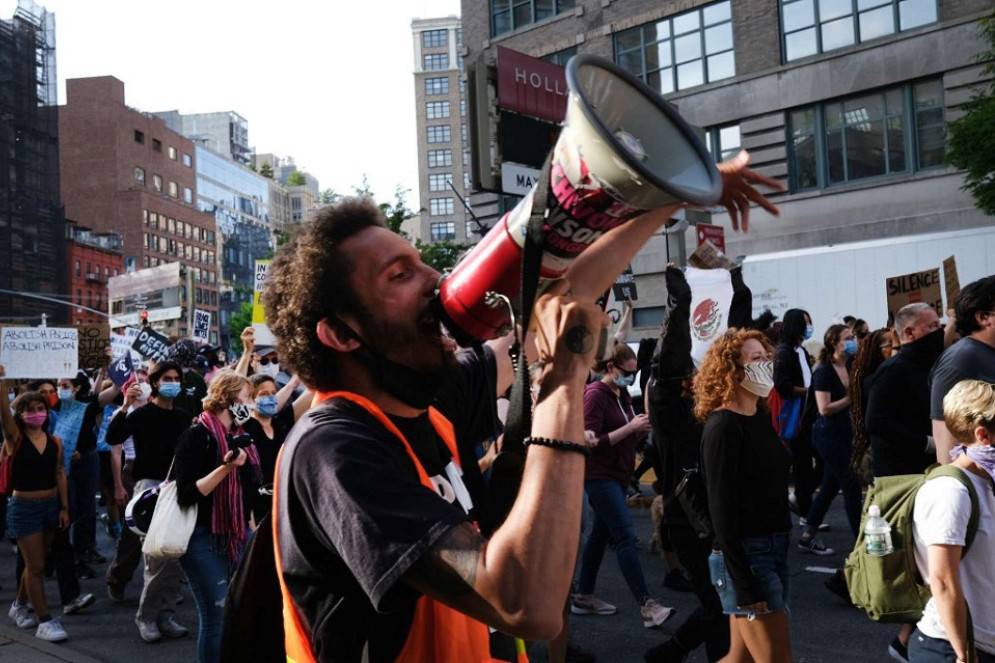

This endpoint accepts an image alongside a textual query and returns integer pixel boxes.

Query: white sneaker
[35,619,69,642]
[641,598,675,628]
[63,593,95,615]
[9,602,37,629]
[157,617,188,638]
[570,594,618,615]
[135,617,162,643]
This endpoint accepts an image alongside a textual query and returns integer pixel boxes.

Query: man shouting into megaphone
[258,148,780,662]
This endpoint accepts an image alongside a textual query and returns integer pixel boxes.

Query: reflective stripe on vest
[272,390,499,663]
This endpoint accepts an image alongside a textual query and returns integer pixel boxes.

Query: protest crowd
[0,154,993,663]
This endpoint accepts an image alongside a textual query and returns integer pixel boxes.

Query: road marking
[805,566,838,574]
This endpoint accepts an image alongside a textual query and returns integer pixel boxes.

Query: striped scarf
[196,410,262,568]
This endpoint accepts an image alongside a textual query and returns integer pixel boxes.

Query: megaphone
[437,54,722,344]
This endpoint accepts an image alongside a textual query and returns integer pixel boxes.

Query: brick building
[59,76,220,342]
[460,0,993,331]
[65,220,124,325]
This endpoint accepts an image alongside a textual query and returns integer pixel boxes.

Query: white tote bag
[142,460,197,559]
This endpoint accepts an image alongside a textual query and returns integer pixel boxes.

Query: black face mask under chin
[338,321,444,410]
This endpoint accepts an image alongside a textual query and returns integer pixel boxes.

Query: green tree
[414,238,471,273]
[229,301,254,355]
[318,188,340,206]
[947,11,995,216]
[259,162,274,179]
[286,170,307,186]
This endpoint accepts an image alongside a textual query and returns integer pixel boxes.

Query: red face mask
[44,393,59,409]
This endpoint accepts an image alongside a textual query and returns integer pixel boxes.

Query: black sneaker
[887,636,909,662]
[75,562,97,580]
[663,569,693,593]
[797,536,835,555]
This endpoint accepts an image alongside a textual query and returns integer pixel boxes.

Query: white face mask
[741,360,775,397]
[257,362,279,379]
[138,382,153,402]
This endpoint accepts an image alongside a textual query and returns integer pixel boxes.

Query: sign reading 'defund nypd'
[501,162,542,196]
[131,328,171,363]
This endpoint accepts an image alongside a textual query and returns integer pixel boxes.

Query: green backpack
[844,464,980,624]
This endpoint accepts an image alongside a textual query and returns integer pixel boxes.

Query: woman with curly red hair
[695,329,793,663]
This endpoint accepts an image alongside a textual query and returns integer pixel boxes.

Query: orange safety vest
[272,390,521,663]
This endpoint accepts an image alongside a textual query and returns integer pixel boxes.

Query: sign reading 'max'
[501,162,541,196]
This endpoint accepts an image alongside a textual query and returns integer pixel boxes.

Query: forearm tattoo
[412,522,483,598]
[565,325,593,354]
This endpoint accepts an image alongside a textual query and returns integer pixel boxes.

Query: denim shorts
[908,629,995,663]
[709,532,790,617]
[6,495,61,539]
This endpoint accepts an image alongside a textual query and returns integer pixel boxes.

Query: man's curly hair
[692,328,772,422]
[261,197,386,391]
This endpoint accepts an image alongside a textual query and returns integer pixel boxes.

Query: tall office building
[0,1,64,325]
[461,0,992,331]
[60,76,220,340]
[156,110,251,166]
[411,16,479,245]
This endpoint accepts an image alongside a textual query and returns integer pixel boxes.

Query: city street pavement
[0,491,893,662]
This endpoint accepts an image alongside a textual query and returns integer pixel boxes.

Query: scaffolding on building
[0,0,64,325]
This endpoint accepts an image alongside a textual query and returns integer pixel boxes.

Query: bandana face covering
[741,360,775,398]
[950,444,995,484]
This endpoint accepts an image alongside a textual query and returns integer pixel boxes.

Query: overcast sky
[2,0,461,207]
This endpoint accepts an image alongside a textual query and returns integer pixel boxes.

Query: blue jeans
[804,419,862,537]
[180,525,230,663]
[577,479,650,604]
[709,533,791,617]
[908,629,995,663]
[68,449,100,557]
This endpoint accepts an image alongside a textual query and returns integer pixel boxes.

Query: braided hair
[849,328,893,478]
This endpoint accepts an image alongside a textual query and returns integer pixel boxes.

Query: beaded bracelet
[524,436,591,457]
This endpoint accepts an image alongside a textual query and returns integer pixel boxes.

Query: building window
[426,101,450,119]
[460,123,468,142]
[184,187,193,203]
[74,260,81,277]
[786,78,944,192]
[781,0,938,62]
[424,53,449,70]
[705,124,742,162]
[168,181,178,198]
[422,29,448,48]
[430,221,457,241]
[429,173,453,191]
[463,150,470,166]
[427,125,452,143]
[541,46,578,67]
[153,175,163,192]
[134,130,144,144]
[168,146,177,160]
[614,1,734,95]
[182,153,192,167]
[430,198,455,215]
[152,138,162,152]
[425,77,450,95]
[464,172,472,190]
[466,220,480,238]
[428,149,453,167]
[491,0,576,37]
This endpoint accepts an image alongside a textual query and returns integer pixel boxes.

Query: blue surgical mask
[843,339,858,356]
[158,382,182,399]
[616,374,635,388]
[255,396,279,418]
[804,325,814,341]
[57,388,74,401]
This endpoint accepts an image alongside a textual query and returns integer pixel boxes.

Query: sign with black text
[192,309,210,342]
[77,324,111,369]
[885,268,943,322]
[0,327,78,378]
[611,266,638,302]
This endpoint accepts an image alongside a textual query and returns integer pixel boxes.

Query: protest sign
[885,268,943,322]
[192,309,210,343]
[0,327,78,379]
[252,260,277,347]
[695,223,726,254]
[688,240,737,271]
[942,256,960,308]
[77,324,111,369]
[107,351,135,388]
[111,329,144,366]
[131,327,171,363]
[611,266,639,302]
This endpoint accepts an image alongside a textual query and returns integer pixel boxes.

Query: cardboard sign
[688,240,737,271]
[885,268,943,321]
[252,260,277,347]
[696,223,726,254]
[131,327,171,364]
[942,256,960,308]
[0,326,78,379]
[77,324,111,369]
[192,309,210,342]
[611,266,638,302]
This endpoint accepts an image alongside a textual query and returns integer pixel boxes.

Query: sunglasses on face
[615,367,637,378]
[259,357,279,366]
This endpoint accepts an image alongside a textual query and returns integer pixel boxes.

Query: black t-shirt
[242,406,296,485]
[929,337,995,421]
[701,409,791,606]
[811,363,853,436]
[276,348,497,662]
[106,402,192,482]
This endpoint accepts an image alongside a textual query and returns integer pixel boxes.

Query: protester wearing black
[866,305,945,478]
[773,309,819,517]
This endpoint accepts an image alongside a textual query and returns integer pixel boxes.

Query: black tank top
[12,434,58,492]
